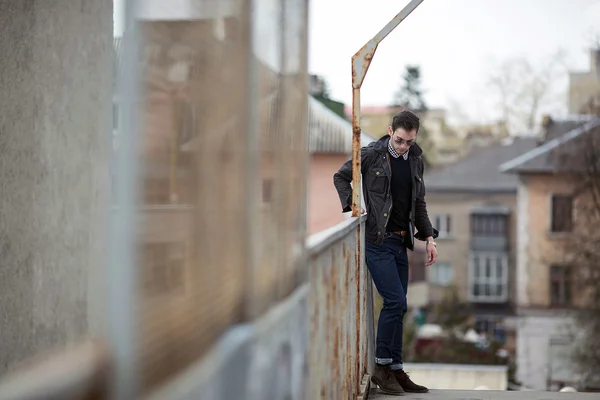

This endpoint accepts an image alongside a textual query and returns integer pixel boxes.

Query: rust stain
[351,86,362,216]
[355,229,362,390]
[330,247,341,396]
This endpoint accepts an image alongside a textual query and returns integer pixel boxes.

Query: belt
[391,231,406,237]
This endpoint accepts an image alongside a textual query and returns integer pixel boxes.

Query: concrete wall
[516,314,575,390]
[0,0,112,371]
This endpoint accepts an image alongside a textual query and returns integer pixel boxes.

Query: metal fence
[306,218,374,400]
[143,217,372,400]
[121,0,310,395]
[0,0,374,399]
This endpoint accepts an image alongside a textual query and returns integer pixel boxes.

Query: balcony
[470,206,510,252]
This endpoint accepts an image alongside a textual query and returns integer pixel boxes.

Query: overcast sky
[114,0,600,126]
[309,0,599,126]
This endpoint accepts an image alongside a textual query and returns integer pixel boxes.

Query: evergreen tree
[391,65,428,112]
[390,65,432,165]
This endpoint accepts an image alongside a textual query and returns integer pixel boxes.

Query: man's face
[388,126,417,155]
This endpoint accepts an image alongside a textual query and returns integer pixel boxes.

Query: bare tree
[487,50,566,134]
[558,102,600,387]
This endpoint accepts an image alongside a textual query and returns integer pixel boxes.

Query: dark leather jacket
[333,135,438,249]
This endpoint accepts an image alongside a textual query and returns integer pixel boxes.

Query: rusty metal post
[350,0,425,217]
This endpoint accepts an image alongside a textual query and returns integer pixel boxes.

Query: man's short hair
[391,110,420,133]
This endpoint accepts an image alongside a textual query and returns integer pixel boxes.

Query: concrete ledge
[401,362,508,391]
[404,362,508,372]
[358,374,371,400]
[369,389,598,399]
[306,215,365,256]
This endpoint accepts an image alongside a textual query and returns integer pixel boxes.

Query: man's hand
[361,208,366,215]
[425,237,437,267]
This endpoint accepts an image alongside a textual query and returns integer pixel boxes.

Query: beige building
[568,49,600,114]
[407,136,537,356]
[499,115,600,391]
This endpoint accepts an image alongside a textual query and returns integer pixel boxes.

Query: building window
[550,195,573,233]
[471,214,507,237]
[550,265,572,306]
[262,179,274,203]
[141,242,186,295]
[469,252,508,302]
[429,262,452,286]
[144,179,171,205]
[434,214,452,237]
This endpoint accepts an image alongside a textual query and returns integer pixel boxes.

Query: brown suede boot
[393,369,429,393]
[371,364,405,395]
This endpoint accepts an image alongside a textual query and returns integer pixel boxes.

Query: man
[333,110,438,395]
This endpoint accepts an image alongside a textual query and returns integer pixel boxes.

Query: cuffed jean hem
[375,357,393,365]
[391,363,403,371]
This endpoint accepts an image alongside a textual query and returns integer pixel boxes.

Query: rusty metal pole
[350,0,425,217]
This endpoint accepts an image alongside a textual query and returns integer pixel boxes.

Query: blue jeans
[366,233,409,370]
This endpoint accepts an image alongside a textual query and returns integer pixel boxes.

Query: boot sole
[404,388,429,393]
[370,376,405,395]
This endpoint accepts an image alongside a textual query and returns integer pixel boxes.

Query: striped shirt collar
[388,138,409,160]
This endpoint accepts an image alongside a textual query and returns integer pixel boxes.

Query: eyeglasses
[393,136,415,147]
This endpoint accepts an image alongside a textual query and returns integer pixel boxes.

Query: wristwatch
[426,240,437,247]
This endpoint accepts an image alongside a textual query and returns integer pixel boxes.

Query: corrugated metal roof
[308,96,375,154]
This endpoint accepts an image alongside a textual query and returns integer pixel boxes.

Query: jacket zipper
[411,172,422,231]
[384,155,393,229]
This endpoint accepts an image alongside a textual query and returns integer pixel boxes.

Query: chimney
[541,114,553,129]
[592,48,600,74]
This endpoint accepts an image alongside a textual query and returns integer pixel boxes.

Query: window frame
[428,261,453,286]
[549,264,572,307]
[549,194,573,233]
[468,251,509,303]
[434,214,452,238]
[470,214,508,237]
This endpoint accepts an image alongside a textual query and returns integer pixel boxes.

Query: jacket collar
[373,134,423,158]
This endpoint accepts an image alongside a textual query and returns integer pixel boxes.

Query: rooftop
[308,96,376,154]
[500,117,600,174]
[424,136,537,193]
